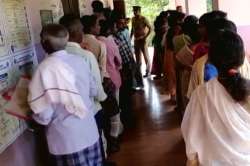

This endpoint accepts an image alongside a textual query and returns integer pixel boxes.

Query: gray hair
[41,24,69,51]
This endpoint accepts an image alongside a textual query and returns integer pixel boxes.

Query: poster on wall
[39,0,64,24]
[40,10,54,26]
[0,0,37,154]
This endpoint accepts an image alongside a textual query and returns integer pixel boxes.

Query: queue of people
[150,7,250,166]
[28,1,142,166]
[26,0,250,165]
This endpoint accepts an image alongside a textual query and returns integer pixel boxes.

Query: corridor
[110,78,187,166]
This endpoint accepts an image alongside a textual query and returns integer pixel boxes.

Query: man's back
[65,42,107,114]
[82,34,108,78]
[31,50,99,155]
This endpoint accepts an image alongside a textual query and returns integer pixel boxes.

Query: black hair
[168,11,185,27]
[207,18,236,41]
[210,10,227,19]
[133,6,141,11]
[91,0,104,13]
[154,15,167,34]
[159,11,169,18]
[182,15,200,43]
[209,30,249,102]
[110,10,125,23]
[199,10,227,28]
[80,15,98,34]
[59,14,81,34]
[99,20,113,36]
[199,12,212,27]
[152,15,167,47]
[103,7,112,20]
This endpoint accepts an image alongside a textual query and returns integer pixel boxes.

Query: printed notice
[2,0,32,53]
[0,8,8,57]
[0,0,36,154]
[0,58,11,92]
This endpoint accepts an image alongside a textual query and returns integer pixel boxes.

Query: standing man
[176,6,183,13]
[131,6,152,78]
[29,24,102,166]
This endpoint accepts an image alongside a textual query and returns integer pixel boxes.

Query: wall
[25,0,64,62]
[0,0,62,165]
[187,0,207,17]
[238,26,250,57]
[217,0,250,55]
[218,0,250,26]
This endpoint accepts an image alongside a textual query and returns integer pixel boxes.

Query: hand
[103,77,116,95]
[135,35,146,41]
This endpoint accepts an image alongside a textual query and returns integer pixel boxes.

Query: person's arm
[144,17,152,39]
[186,65,199,99]
[130,18,134,39]
[89,70,98,98]
[99,42,110,79]
[32,106,54,125]
[181,90,202,166]
[113,40,122,69]
[87,53,107,102]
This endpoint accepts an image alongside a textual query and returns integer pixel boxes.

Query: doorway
[61,0,80,16]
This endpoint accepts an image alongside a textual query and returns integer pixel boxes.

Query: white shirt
[65,42,107,114]
[182,78,250,165]
[31,50,99,155]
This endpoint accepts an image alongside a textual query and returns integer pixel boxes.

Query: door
[61,0,80,16]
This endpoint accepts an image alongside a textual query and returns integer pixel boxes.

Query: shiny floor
[110,78,187,166]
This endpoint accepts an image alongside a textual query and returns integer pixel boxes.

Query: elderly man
[59,14,107,133]
[28,24,102,166]
[59,15,119,166]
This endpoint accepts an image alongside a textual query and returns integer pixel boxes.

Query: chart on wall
[0,0,37,154]
[39,0,64,24]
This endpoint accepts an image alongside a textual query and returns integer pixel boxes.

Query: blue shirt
[32,51,99,155]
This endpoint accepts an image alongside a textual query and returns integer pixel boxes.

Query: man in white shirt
[59,15,116,166]
[29,24,102,166]
[59,15,107,120]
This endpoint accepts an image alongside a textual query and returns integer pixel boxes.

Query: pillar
[113,0,126,17]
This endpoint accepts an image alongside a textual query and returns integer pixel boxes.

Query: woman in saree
[163,11,184,103]
[174,15,200,113]
[182,30,250,165]
[151,12,168,79]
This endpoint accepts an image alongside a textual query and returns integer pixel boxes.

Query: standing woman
[182,31,250,165]
[151,12,168,79]
[163,11,184,103]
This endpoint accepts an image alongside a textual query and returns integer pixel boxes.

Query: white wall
[217,0,250,55]
[218,0,250,26]
[187,0,207,17]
